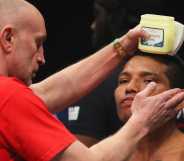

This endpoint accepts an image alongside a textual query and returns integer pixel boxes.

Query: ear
[0,26,14,53]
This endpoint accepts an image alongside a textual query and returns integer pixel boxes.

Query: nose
[125,79,141,94]
[37,47,46,65]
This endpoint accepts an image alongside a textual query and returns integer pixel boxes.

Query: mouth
[120,97,134,108]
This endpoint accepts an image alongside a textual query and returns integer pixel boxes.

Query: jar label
[141,27,164,47]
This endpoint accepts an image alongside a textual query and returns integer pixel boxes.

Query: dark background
[28,1,94,82]
[28,0,184,83]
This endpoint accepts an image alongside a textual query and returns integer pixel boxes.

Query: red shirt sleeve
[0,83,76,161]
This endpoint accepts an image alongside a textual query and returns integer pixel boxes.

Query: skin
[75,55,172,147]
[115,55,171,121]
[1,1,184,161]
[0,0,149,112]
[0,0,46,85]
[114,55,184,161]
[0,2,150,112]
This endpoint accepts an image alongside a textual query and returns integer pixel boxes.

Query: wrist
[112,38,127,58]
[127,115,149,139]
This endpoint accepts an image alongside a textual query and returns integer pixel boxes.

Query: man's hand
[118,26,149,56]
[130,82,184,133]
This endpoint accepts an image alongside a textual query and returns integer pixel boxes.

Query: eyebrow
[119,71,159,77]
[36,33,47,42]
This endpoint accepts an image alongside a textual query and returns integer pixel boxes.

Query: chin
[26,79,33,86]
[117,109,131,122]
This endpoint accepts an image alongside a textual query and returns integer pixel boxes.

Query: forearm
[31,27,147,112]
[53,83,184,161]
[31,42,124,112]
[53,116,148,161]
[89,116,148,161]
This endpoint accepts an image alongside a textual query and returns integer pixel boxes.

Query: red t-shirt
[0,76,76,161]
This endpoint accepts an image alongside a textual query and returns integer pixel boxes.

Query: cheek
[139,82,150,91]
[114,87,121,99]
[115,86,132,121]
[114,86,125,103]
[27,51,38,67]
[151,84,170,96]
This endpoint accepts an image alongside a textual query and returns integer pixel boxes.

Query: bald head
[0,0,46,80]
[0,0,37,13]
[0,0,43,29]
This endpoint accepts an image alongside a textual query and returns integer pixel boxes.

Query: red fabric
[0,76,76,161]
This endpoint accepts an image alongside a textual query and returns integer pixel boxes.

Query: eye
[144,77,157,85]
[144,79,153,83]
[35,38,45,51]
[118,78,129,84]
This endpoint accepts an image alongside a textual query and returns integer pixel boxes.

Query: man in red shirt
[0,0,183,161]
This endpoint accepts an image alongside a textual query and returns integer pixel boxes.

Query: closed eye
[144,79,153,83]
[144,77,158,84]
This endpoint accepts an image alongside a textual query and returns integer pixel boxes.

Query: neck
[136,120,177,156]
[0,66,8,76]
[130,119,184,161]
[146,119,176,142]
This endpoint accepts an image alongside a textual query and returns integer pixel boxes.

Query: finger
[156,88,182,102]
[167,109,178,118]
[126,26,150,40]
[118,26,150,55]
[138,82,157,97]
[161,109,177,125]
[176,100,184,110]
[164,91,184,109]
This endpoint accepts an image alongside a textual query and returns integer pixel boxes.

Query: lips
[120,96,134,108]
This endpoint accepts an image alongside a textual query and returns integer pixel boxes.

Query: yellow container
[138,14,176,54]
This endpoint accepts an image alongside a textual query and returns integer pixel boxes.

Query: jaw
[117,107,132,122]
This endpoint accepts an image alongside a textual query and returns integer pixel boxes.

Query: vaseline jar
[138,14,176,54]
